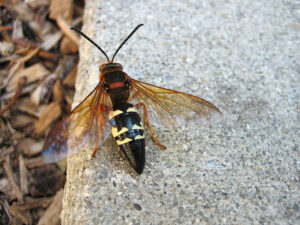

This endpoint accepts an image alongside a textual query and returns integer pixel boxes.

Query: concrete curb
[62,1,299,224]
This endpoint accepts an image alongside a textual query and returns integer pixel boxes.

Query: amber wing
[129,78,222,130]
[42,84,113,163]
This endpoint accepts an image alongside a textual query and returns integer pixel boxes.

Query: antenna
[111,24,144,62]
[71,27,110,62]
[71,24,144,63]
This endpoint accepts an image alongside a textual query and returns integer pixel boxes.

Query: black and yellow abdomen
[109,103,145,174]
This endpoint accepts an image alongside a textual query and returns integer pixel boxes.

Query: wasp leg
[92,147,98,157]
[135,102,166,150]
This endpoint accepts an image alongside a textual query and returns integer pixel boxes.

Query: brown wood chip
[18,138,44,157]
[9,202,31,225]
[3,155,23,202]
[30,73,56,106]
[24,156,46,169]
[0,0,84,223]
[49,0,73,23]
[0,41,14,56]
[63,64,77,88]
[0,178,10,196]
[16,197,53,211]
[0,146,15,163]
[37,189,64,225]
[34,102,62,135]
[60,35,78,54]
[28,165,65,197]
[41,32,63,51]
[12,19,24,39]
[16,97,39,117]
[10,114,36,129]
[0,77,26,117]
[53,79,63,103]
[7,63,50,92]
[56,15,80,45]
[2,48,39,90]
[64,89,75,106]
[19,155,29,194]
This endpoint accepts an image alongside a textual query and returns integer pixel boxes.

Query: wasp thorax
[100,63,123,75]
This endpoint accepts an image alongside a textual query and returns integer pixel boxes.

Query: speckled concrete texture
[61,0,299,224]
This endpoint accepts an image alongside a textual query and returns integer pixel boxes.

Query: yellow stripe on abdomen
[132,121,144,130]
[109,110,123,120]
[111,127,129,137]
[116,138,132,145]
[135,135,145,140]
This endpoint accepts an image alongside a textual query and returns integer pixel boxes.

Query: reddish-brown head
[99,62,123,76]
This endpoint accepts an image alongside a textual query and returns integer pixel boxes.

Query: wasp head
[100,63,123,75]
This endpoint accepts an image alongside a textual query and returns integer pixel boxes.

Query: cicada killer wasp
[42,24,222,174]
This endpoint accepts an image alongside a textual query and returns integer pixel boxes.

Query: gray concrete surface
[61,0,299,224]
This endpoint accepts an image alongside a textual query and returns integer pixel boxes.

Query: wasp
[42,24,222,174]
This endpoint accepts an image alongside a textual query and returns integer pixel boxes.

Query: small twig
[0,77,26,117]
[9,202,31,225]
[24,156,46,168]
[19,155,29,194]
[16,197,53,210]
[3,200,12,223]
[56,15,80,45]
[13,39,61,60]
[37,189,64,225]
[0,146,15,163]
[13,38,38,49]
[37,50,60,60]
[0,25,13,32]
[3,155,24,202]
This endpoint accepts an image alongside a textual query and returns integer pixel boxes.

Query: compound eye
[99,64,106,73]
[104,84,109,91]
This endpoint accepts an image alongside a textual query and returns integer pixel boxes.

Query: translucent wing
[129,78,222,130]
[42,84,113,163]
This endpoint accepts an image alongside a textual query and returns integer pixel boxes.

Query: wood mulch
[0,0,84,224]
